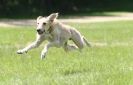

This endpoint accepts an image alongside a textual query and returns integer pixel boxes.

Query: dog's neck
[44,25,54,34]
[47,26,53,33]
[46,20,59,34]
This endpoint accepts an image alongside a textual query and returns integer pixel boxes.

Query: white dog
[17,13,91,59]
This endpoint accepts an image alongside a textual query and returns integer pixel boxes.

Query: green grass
[0,21,133,85]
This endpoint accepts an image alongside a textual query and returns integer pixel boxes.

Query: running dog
[17,13,91,59]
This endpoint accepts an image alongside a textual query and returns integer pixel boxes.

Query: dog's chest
[43,33,54,41]
[43,28,61,41]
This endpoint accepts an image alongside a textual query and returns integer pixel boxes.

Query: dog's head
[36,13,58,34]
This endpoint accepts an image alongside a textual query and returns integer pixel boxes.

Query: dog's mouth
[37,30,44,35]
[38,31,43,34]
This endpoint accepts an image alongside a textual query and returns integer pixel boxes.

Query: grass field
[0,21,133,85]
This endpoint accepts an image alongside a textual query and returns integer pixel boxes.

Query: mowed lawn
[0,21,133,85]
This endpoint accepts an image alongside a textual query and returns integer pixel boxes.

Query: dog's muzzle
[37,29,44,34]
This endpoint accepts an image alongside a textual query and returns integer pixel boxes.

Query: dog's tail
[83,36,91,47]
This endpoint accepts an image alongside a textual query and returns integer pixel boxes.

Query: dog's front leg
[17,35,44,54]
[41,41,60,59]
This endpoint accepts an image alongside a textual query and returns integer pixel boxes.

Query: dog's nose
[37,29,41,32]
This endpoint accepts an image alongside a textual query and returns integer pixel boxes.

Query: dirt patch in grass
[0,12,133,27]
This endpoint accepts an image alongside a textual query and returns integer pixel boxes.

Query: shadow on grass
[1,5,133,19]
[59,11,117,19]
[0,11,122,19]
[0,0,133,19]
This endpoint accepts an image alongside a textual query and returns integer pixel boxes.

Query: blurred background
[0,0,133,18]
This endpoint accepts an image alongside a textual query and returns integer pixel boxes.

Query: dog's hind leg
[83,36,91,47]
[71,33,91,51]
[71,36,84,51]
[63,42,78,52]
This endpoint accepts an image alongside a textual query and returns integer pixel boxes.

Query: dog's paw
[17,50,27,54]
[41,53,46,60]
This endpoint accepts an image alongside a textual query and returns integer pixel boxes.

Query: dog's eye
[43,22,46,25]
[37,23,39,25]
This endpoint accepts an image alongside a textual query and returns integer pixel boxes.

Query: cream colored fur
[17,13,91,59]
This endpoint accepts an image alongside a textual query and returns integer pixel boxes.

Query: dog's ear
[37,16,43,21]
[48,13,58,22]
